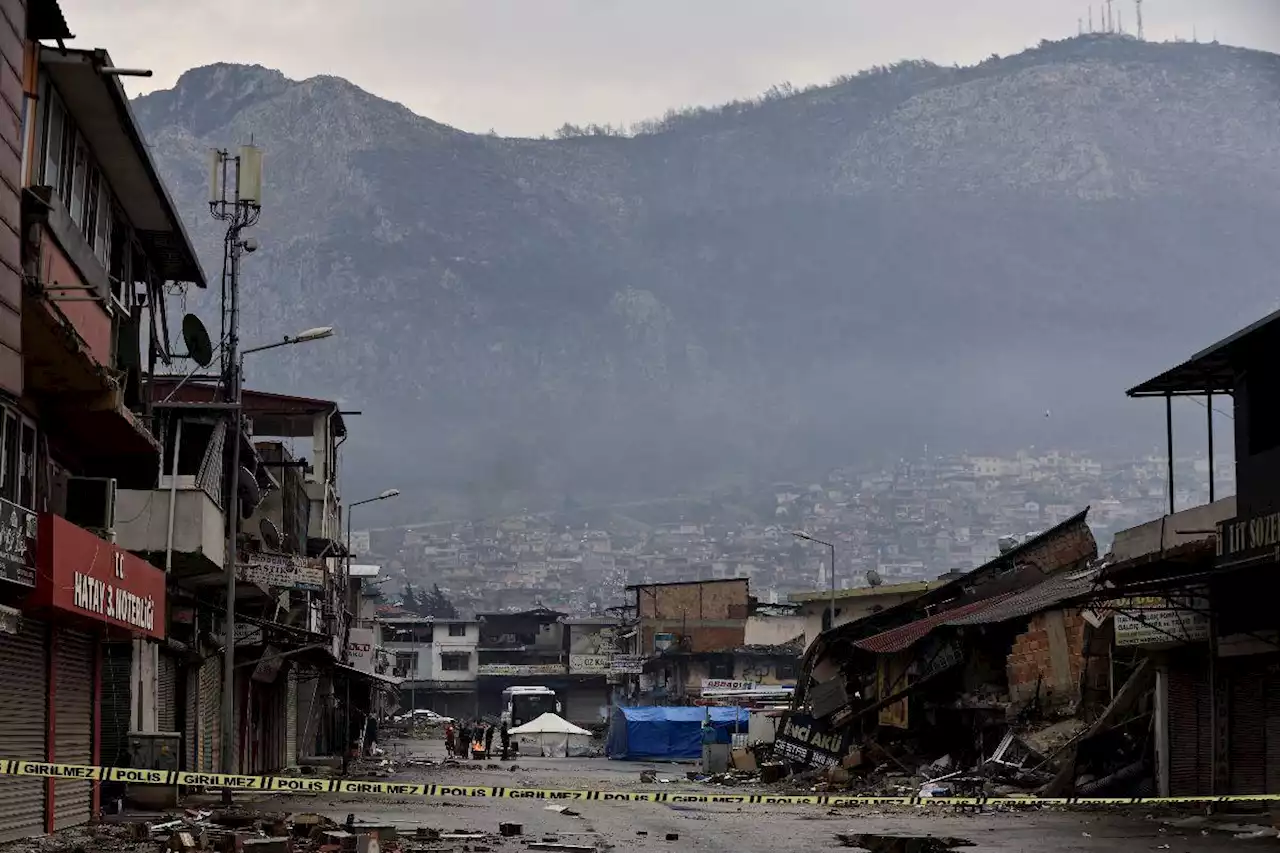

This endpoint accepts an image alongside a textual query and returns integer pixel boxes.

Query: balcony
[115,476,225,584]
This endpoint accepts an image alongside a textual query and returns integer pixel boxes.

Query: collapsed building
[780,511,1109,787]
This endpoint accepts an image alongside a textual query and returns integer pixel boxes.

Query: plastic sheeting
[606,706,749,761]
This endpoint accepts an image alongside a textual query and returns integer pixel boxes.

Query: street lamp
[221,326,336,779]
[342,487,400,774]
[792,531,837,632]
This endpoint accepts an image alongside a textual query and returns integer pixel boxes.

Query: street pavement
[234,738,1273,853]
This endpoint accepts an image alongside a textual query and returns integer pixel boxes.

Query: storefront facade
[0,511,166,842]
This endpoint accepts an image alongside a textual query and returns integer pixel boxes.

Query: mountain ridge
[132,34,1280,520]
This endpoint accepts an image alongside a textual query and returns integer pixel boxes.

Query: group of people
[444,719,511,760]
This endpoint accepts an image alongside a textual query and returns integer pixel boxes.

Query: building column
[131,638,158,731]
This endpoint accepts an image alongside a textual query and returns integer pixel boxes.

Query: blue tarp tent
[606,706,750,760]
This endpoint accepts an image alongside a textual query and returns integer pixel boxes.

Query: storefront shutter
[1226,657,1280,795]
[1167,666,1212,797]
[286,667,298,769]
[0,618,48,842]
[53,629,93,830]
[198,655,221,772]
[185,662,198,771]
[100,643,132,769]
[157,651,177,733]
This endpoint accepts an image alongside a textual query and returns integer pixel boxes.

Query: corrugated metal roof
[944,568,1101,627]
[852,594,1017,653]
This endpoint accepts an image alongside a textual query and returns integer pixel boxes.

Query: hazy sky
[59,0,1280,135]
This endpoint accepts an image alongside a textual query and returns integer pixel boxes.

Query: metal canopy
[1126,307,1280,397]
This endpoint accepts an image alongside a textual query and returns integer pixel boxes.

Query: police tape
[3,760,1279,807]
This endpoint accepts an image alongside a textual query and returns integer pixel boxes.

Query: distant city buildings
[355,447,1233,616]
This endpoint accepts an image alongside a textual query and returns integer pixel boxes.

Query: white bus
[501,685,560,728]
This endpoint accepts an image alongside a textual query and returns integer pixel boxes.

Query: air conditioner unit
[66,476,117,538]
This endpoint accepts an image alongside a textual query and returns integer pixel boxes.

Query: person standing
[444,721,456,758]
[458,720,472,760]
[500,721,511,761]
[484,722,495,758]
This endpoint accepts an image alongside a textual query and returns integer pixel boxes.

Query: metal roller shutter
[198,656,221,772]
[1167,666,1212,797]
[53,629,93,830]
[286,667,298,768]
[1228,666,1266,794]
[100,644,132,769]
[185,663,198,771]
[0,618,48,842]
[158,651,177,733]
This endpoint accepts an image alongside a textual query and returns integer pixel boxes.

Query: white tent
[509,712,593,758]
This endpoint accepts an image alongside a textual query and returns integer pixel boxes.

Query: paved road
[229,739,1271,853]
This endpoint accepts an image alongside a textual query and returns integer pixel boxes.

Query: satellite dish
[865,568,884,588]
[259,518,282,551]
[237,465,262,519]
[182,314,214,367]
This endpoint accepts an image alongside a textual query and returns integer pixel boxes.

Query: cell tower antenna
[1135,0,1144,39]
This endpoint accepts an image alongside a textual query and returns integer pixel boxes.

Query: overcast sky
[59,0,1280,137]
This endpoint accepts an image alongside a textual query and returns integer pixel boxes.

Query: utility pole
[1106,0,1114,32]
[1135,0,1144,39]
[209,146,263,785]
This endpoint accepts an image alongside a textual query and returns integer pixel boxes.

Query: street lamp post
[792,531,836,631]
[220,326,336,779]
[341,487,400,774]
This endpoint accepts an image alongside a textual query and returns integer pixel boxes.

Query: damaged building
[779,511,1104,789]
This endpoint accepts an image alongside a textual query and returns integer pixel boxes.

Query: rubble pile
[0,809,554,853]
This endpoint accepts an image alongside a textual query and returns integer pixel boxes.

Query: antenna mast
[1135,0,1144,39]
[1106,0,1114,32]
[1088,5,1093,33]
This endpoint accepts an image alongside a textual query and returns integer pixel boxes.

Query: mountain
[132,35,1280,519]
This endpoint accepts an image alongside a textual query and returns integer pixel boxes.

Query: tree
[402,582,459,619]
[422,583,460,619]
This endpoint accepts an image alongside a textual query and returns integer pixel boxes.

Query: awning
[335,663,403,689]
[852,594,1016,654]
[1126,307,1280,397]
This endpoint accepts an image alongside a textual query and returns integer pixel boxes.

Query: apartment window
[708,657,734,679]
[41,90,66,192]
[0,409,36,511]
[441,652,469,672]
[81,163,99,243]
[448,623,467,637]
[394,652,418,674]
[40,82,125,271]
[69,137,88,226]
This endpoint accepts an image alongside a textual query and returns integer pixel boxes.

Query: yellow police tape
[2,760,1277,807]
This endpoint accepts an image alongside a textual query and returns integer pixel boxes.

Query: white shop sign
[238,553,324,592]
[702,678,757,695]
[569,654,611,674]
[1114,592,1209,647]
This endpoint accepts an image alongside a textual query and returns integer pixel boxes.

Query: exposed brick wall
[641,624,744,654]
[634,579,748,619]
[1006,608,1086,705]
[1020,521,1096,575]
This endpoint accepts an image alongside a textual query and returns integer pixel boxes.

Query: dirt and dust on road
[3,738,1278,853]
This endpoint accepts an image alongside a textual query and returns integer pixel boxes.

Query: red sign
[29,514,166,640]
